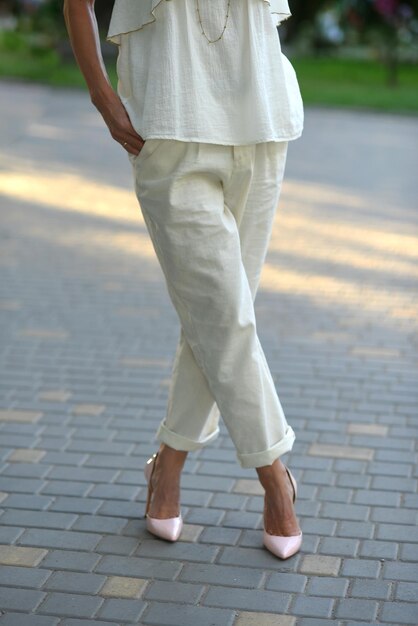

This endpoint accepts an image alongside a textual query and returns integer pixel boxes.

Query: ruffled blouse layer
[106,0,292,45]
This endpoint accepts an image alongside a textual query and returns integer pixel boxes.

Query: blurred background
[0,0,417,114]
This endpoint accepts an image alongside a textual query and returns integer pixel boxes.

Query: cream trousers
[129,139,296,468]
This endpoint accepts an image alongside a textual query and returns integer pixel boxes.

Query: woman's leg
[131,139,295,469]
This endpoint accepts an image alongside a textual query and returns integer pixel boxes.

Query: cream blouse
[106,0,304,145]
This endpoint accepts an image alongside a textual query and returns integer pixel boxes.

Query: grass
[1,42,417,115]
[291,56,418,115]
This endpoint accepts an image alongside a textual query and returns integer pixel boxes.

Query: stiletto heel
[263,465,303,559]
[143,450,183,542]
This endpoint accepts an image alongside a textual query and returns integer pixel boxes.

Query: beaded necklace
[195,0,232,44]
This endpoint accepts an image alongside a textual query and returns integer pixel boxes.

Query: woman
[64,0,303,559]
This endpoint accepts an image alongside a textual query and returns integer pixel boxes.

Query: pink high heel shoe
[263,465,303,559]
[143,451,183,542]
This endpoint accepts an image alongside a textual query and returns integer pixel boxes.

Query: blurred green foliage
[0,0,417,111]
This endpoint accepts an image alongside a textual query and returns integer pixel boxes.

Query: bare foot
[147,443,188,519]
[256,458,301,536]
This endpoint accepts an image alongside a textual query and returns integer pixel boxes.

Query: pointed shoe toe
[146,513,183,542]
[263,529,303,559]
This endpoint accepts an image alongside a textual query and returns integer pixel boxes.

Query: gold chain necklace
[195,0,232,44]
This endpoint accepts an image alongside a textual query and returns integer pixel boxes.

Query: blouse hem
[129,130,304,145]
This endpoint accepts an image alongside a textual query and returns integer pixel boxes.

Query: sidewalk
[0,79,417,626]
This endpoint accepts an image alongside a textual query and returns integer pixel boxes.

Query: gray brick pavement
[0,79,417,624]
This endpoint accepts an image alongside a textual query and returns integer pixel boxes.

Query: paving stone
[0,614,59,626]
[203,585,290,612]
[71,404,106,416]
[341,558,381,578]
[46,466,118,483]
[71,514,129,535]
[319,537,359,557]
[184,507,225,526]
[95,534,140,555]
[7,448,46,462]
[297,617,342,626]
[300,470,335,486]
[265,572,307,593]
[317,486,352,503]
[200,526,241,545]
[2,462,50,478]
[368,461,412,477]
[37,591,103,618]
[182,475,235,493]
[380,601,418,624]
[141,601,235,625]
[334,598,379,620]
[0,545,47,566]
[0,564,51,587]
[179,562,264,588]
[399,542,418,562]
[210,492,248,510]
[0,587,45,611]
[359,539,398,559]
[347,423,388,436]
[99,575,148,598]
[300,555,341,576]
[42,571,106,594]
[41,482,92,497]
[38,549,101,572]
[38,390,72,402]
[395,581,418,602]
[237,528,263,549]
[333,459,368,472]
[308,443,374,460]
[372,476,417,492]
[353,490,400,506]
[377,524,418,542]
[233,479,264,495]
[337,521,374,539]
[291,595,334,617]
[222,510,261,529]
[1,493,54,510]
[136,538,219,562]
[219,545,299,570]
[97,597,147,621]
[0,409,42,423]
[383,561,418,582]
[176,522,204,542]
[370,507,417,524]
[302,519,338,536]
[350,578,391,599]
[17,528,102,551]
[337,474,370,488]
[144,580,204,603]
[59,618,120,626]
[1,509,78,529]
[320,502,370,521]
[306,576,349,597]
[234,612,296,626]
[95,555,182,580]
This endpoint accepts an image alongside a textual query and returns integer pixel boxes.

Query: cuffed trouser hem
[237,424,296,469]
[155,419,221,451]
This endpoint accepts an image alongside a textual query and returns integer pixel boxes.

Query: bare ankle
[157,443,188,469]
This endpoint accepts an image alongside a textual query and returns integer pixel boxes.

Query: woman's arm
[63,0,143,156]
